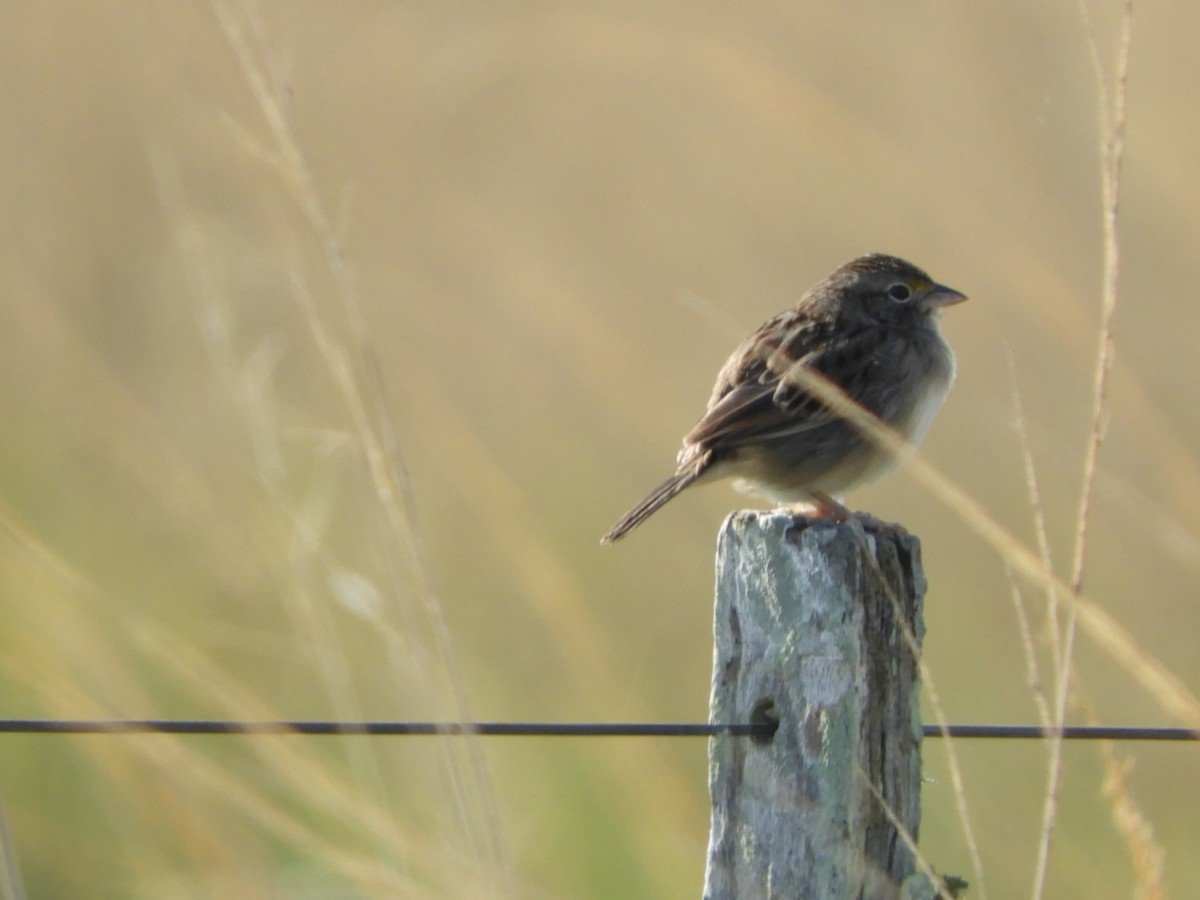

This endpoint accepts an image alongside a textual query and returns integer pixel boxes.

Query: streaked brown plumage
[601,254,966,543]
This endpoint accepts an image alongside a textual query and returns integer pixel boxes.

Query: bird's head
[829,253,967,324]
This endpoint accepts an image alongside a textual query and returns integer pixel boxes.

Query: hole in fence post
[750,699,779,745]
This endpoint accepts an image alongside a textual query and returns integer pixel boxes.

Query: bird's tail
[600,467,704,544]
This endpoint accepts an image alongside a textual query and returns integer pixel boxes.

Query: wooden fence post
[703,510,935,900]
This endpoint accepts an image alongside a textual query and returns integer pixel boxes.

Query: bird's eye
[887,282,912,302]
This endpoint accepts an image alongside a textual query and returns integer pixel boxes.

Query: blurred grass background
[1,1,1198,897]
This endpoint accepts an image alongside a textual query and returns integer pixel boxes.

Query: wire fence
[0,719,1194,740]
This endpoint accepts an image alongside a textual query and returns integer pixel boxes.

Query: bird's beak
[925,283,968,308]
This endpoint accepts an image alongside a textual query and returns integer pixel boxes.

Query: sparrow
[601,253,966,543]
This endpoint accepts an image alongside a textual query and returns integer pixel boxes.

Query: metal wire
[0,720,1194,740]
[926,724,1198,741]
[0,720,756,737]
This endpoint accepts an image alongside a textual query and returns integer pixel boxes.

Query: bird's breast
[886,328,956,447]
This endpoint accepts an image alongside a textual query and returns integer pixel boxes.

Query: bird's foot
[810,493,852,523]
[782,493,851,523]
[783,496,900,533]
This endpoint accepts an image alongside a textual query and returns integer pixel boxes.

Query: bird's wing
[684,315,889,452]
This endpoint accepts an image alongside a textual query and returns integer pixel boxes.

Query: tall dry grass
[1,1,1198,897]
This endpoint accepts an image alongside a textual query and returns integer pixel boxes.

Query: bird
[600,253,966,543]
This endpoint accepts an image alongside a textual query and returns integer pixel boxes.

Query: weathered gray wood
[704,511,928,900]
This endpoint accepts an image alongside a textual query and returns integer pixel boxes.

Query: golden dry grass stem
[858,538,986,898]
[185,0,512,889]
[1101,752,1166,900]
[1072,687,1166,900]
[1099,747,1167,900]
[1002,570,1053,729]
[859,774,957,900]
[1004,345,1061,705]
[151,151,406,876]
[1000,348,1055,730]
[1069,0,1133,597]
[1033,3,1134,897]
